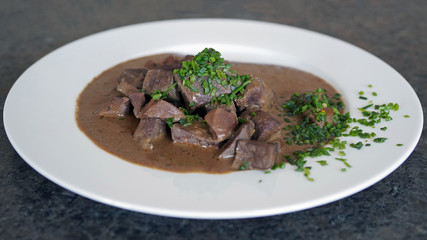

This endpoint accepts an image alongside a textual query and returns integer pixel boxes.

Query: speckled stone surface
[1,1,426,239]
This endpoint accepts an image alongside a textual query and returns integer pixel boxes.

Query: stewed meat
[204,108,238,142]
[117,79,139,96]
[116,68,147,88]
[171,122,219,148]
[128,92,146,118]
[142,69,180,102]
[241,109,281,142]
[95,96,130,118]
[203,101,236,114]
[133,118,167,150]
[306,107,335,128]
[234,76,276,111]
[231,140,279,170]
[174,74,233,108]
[138,99,185,121]
[218,120,255,159]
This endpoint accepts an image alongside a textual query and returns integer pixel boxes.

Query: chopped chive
[239,161,250,170]
[372,92,377,96]
[368,84,373,88]
[165,118,174,128]
[396,144,404,147]
[359,91,364,95]
[303,167,314,181]
[341,168,347,172]
[373,137,387,143]
[380,127,387,131]
[359,96,368,100]
[404,115,410,118]
[350,142,363,149]
[335,158,351,168]
[316,160,328,166]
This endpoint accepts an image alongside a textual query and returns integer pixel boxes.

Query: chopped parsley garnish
[281,88,349,145]
[316,160,328,166]
[303,167,314,181]
[239,161,250,170]
[373,137,387,143]
[237,117,248,124]
[335,158,351,168]
[174,48,252,106]
[165,118,174,128]
[150,83,177,100]
[350,142,364,149]
[179,114,200,127]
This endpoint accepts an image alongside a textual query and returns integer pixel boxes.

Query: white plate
[4,19,423,219]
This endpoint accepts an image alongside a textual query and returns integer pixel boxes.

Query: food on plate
[76,48,346,173]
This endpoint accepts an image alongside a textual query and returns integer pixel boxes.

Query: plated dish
[4,19,423,219]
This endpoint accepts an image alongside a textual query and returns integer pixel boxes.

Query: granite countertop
[1,1,426,239]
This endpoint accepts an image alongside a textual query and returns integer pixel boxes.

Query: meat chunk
[145,55,192,71]
[204,108,238,142]
[218,121,255,159]
[139,99,185,121]
[117,79,138,96]
[234,77,276,111]
[128,92,146,118]
[171,122,219,148]
[142,69,180,102]
[159,55,186,71]
[174,74,232,108]
[306,107,335,128]
[203,101,236,114]
[116,69,147,88]
[133,118,167,150]
[231,140,279,170]
[241,110,281,142]
[95,96,130,118]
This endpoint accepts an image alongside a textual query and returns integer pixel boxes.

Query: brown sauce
[75,54,339,173]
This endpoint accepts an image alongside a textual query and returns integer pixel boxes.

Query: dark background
[1,1,426,239]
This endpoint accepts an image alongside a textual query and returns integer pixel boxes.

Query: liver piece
[133,118,167,150]
[139,99,185,122]
[234,77,276,111]
[171,122,219,148]
[204,108,238,142]
[95,96,130,118]
[231,140,279,170]
[218,121,255,159]
[116,68,147,88]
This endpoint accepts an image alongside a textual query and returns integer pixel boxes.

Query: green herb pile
[174,48,253,106]
[266,86,402,181]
